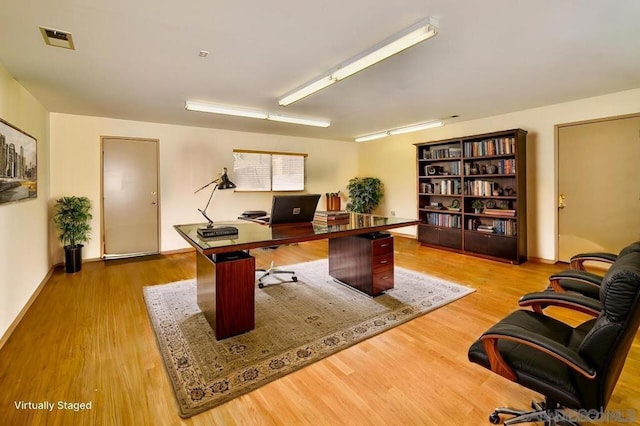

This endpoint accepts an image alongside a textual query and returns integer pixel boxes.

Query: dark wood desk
[174,214,418,340]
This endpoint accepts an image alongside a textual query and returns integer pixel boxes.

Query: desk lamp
[194,167,238,237]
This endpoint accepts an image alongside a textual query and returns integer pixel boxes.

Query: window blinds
[233,151,306,191]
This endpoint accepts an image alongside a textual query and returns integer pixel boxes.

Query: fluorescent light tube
[278,75,335,106]
[268,114,330,128]
[389,120,443,135]
[185,100,331,128]
[333,19,437,81]
[185,101,268,119]
[355,119,444,142]
[355,131,390,142]
[278,17,438,105]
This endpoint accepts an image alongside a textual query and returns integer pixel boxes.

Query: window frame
[232,149,308,192]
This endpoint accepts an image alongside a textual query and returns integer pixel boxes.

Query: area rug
[143,259,474,418]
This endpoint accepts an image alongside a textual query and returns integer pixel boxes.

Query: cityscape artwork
[0,118,37,204]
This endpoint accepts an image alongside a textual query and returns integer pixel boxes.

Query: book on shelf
[484,208,516,217]
[477,225,495,233]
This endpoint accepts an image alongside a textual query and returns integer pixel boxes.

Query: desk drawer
[373,253,394,272]
[372,237,394,256]
[372,261,394,294]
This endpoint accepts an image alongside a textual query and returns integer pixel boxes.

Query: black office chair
[256,258,298,288]
[544,241,640,302]
[468,250,640,425]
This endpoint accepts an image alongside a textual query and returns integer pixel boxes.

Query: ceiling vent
[39,27,75,50]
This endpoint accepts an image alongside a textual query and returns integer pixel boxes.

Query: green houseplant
[472,199,484,214]
[346,177,384,214]
[53,196,92,273]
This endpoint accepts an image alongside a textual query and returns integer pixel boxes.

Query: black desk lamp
[194,167,238,237]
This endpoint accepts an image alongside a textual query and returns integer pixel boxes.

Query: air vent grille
[39,27,75,50]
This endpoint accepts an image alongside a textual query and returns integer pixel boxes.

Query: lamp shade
[218,168,236,190]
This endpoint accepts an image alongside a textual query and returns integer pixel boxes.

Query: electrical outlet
[390,210,396,216]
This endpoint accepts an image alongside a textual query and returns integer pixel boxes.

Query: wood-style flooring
[1,237,638,425]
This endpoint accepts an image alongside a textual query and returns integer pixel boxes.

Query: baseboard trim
[0,267,54,351]
[527,256,557,264]
[161,247,195,255]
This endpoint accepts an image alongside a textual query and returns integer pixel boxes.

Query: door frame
[554,112,640,262]
[100,136,161,259]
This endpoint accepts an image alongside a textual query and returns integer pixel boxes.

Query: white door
[557,115,640,262]
[102,137,159,258]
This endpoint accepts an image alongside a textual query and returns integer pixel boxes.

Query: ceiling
[1,1,639,142]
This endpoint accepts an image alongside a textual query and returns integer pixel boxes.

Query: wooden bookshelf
[415,129,527,264]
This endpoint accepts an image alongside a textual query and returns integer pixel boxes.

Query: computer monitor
[269,194,321,225]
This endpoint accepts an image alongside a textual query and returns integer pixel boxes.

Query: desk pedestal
[329,233,394,296]
[196,251,255,339]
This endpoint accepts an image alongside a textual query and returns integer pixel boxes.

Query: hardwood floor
[1,237,639,425]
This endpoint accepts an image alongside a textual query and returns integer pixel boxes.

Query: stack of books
[314,211,350,225]
[477,225,495,233]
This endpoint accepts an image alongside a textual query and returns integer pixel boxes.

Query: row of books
[494,158,516,174]
[422,147,461,159]
[468,219,517,236]
[464,180,498,196]
[464,137,516,157]
[421,180,462,195]
[424,212,462,228]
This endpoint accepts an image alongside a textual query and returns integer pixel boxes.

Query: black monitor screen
[269,194,321,225]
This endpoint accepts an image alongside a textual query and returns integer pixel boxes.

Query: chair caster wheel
[489,412,501,424]
[532,401,546,410]
[292,276,298,282]
[258,283,264,289]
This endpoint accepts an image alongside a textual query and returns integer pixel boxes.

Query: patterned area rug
[143,259,474,418]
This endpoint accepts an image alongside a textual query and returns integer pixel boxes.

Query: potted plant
[346,177,384,214]
[53,196,92,273]
[471,199,484,214]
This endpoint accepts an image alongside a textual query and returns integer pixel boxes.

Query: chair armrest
[480,320,596,382]
[570,252,617,271]
[518,291,602,316]
[549,270,602,291]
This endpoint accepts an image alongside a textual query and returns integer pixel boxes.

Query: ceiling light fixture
[278,17,438,106]
[355,120,443,142]
[185,101,268,119]
[267,113,330,128]
[185,101,330,128]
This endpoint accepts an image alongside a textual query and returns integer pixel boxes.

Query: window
[233,150,307,191]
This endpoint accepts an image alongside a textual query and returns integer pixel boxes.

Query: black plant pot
[64,245,84,273]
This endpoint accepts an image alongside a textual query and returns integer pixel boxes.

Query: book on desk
[313,211,351,225]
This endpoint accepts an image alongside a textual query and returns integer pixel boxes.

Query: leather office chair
[545,241,640,302]
[468,250,640,425]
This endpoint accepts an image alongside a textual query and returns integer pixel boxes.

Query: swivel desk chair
[248,194,321,288]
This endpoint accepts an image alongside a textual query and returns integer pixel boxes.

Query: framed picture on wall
[0,117,37,204]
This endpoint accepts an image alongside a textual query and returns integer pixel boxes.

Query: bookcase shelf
[415,129,527,264]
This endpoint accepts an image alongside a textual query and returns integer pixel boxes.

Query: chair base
[256,261,297,288]
[489,399,580,426]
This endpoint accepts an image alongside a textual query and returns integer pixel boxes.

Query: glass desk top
[174,213,418,255]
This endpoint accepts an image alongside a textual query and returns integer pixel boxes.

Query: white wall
[0,64,50,338]
[358,88,640,261]
[49,114,359,262]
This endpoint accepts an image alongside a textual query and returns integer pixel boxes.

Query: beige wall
[49,114,359,263]
[357,88,640,261]
[0,64,50,338]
